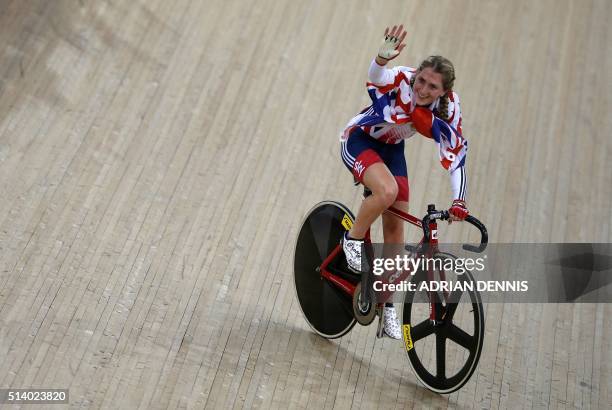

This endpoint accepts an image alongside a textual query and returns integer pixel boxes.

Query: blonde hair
[410,55,456,121]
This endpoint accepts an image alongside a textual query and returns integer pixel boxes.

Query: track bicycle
[293,190,488,393]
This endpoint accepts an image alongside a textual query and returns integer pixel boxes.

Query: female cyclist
[340,25,469,339]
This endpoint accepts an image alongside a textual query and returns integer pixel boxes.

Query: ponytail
[437,93,451,122]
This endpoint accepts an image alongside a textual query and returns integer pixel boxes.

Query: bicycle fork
[426,217,442,325]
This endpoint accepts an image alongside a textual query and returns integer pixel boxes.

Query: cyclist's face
[413,67,446,106]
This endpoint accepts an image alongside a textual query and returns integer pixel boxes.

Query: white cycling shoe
[383,305,402,339]
[342,232,364,273]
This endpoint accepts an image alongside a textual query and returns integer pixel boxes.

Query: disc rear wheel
[293,201,356,339]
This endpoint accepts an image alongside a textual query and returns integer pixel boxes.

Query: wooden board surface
[0,0,610,408]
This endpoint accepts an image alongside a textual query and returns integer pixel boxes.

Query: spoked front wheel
[402,252,485,394]
[293,201,356,339]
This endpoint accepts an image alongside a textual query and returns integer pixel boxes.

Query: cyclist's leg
[382,199,408,243]
[379,143,409,339]
[381,196,407,339]
[350,163,398,239]
[381,140,409,244]
[340,128,398,240]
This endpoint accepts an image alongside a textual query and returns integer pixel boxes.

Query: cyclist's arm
[411,106,468,200]
[450,165,467,201]
[444,93,466,201]
[368,59,412,87]
[440,93,466,201]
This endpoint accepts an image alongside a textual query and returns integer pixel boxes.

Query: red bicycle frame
[318,205,444,322]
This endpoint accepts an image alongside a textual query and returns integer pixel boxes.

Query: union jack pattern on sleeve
[410,107,467,172]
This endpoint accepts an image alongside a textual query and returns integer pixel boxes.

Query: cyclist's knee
[379,181,398,207]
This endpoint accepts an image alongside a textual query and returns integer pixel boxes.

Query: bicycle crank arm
[376,305,384,338]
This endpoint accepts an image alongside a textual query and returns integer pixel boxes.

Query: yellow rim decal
[341,214,353,231]
[403,324,413,351]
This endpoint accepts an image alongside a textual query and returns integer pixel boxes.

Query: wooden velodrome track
[0,0,610,408]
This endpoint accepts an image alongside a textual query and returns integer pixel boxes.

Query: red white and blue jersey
[341,61,467,173]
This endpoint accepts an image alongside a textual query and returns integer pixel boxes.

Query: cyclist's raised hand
[448,199,469,223]
[377,25,407,63]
